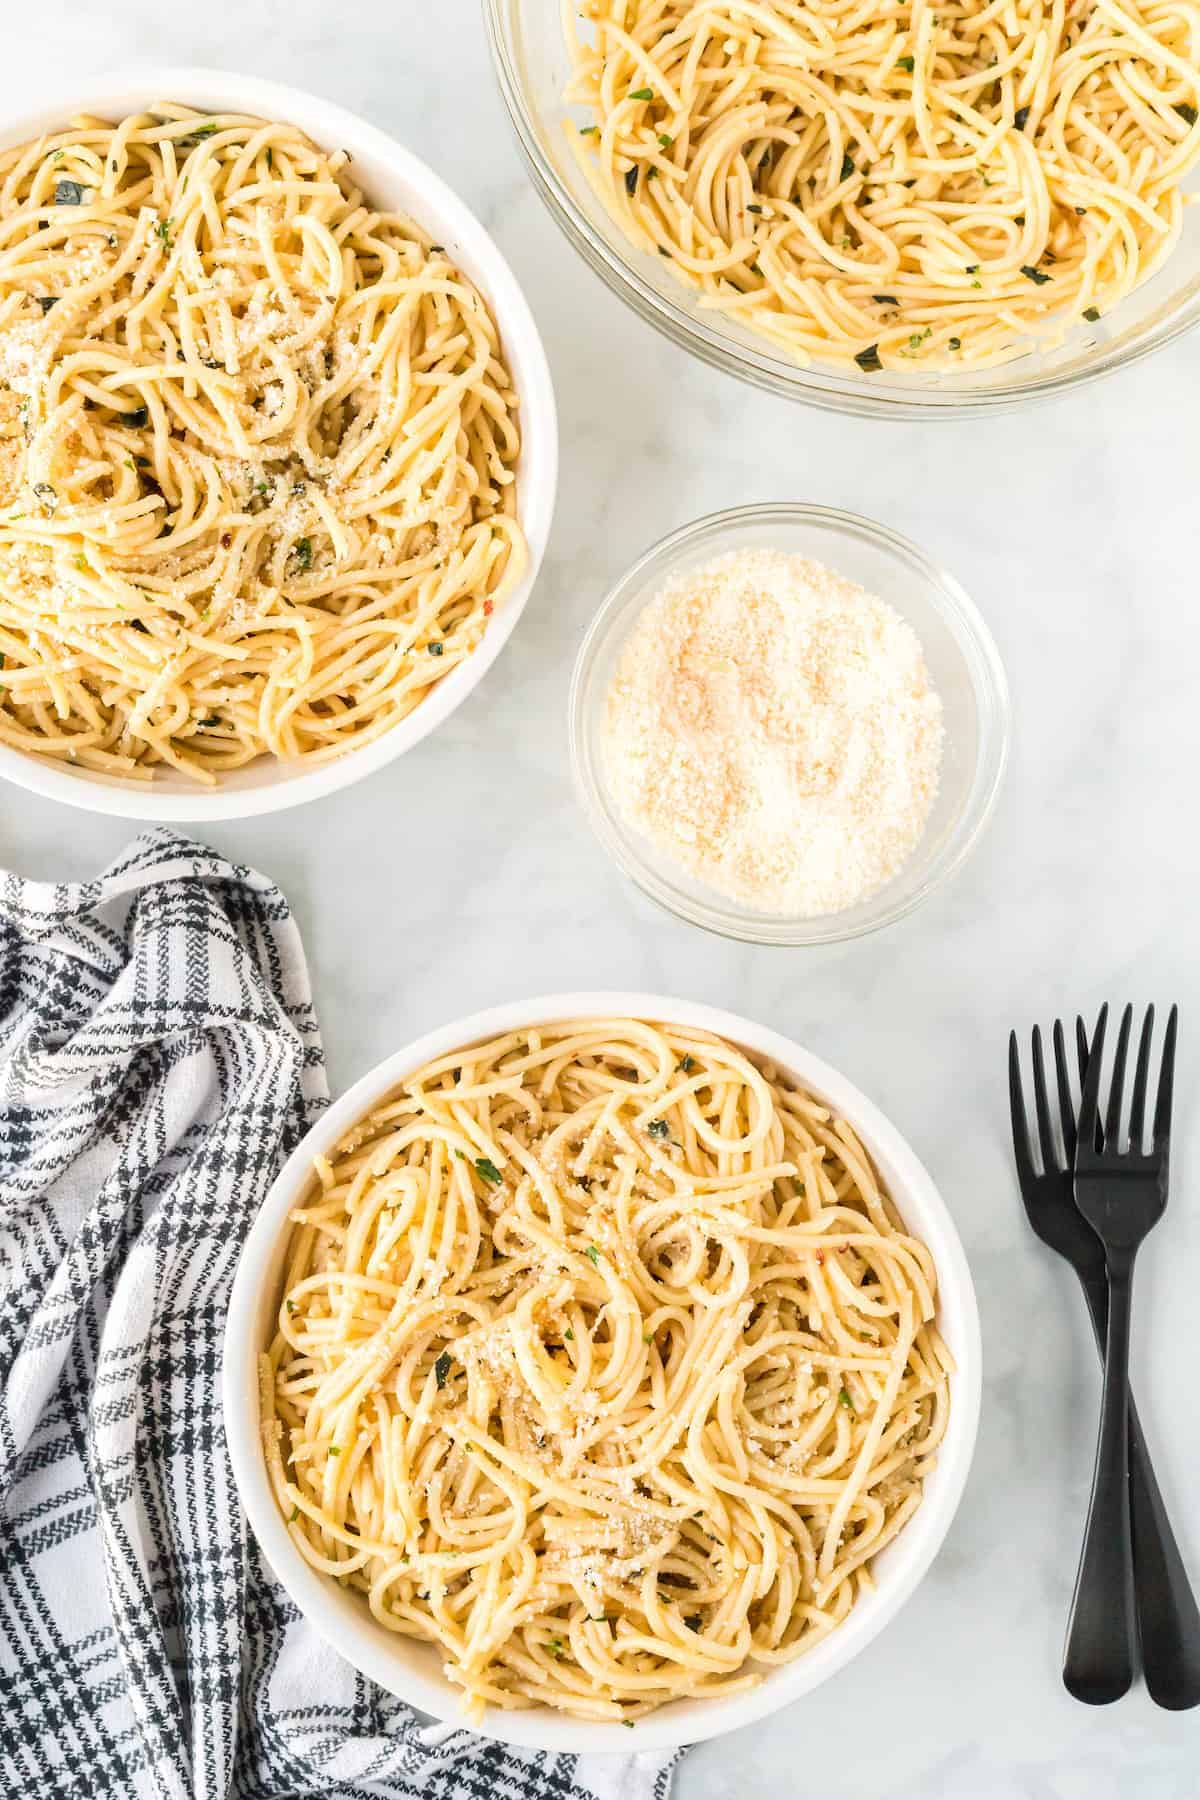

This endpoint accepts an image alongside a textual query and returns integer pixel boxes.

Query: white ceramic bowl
[223,992,982,1755]
[0,69,557,821]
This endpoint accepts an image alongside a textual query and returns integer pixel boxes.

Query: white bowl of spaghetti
[223,993,981,1753]
[0,71,557,818]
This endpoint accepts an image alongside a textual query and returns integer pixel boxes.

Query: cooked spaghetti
[0,105,524,781]
[564,0,1200,371]
[262,1018,952,1722]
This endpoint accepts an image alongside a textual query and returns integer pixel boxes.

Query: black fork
[1063,1004,1177,1705]
[1010,1016,1200,1709]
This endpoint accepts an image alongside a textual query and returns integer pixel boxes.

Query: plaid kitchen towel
[0,827,680,1800]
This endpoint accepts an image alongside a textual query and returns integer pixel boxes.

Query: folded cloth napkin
[0,828,680,1800]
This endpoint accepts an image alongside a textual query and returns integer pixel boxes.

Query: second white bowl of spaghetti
[0,71,556,819]
[224,994,981,1753]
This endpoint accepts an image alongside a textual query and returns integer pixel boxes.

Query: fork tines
[1009,1017,1090,1181]
[1077,1004,1178,1170]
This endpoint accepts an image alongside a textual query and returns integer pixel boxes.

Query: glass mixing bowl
[484,0,1200,418]
[569,503,1010,945]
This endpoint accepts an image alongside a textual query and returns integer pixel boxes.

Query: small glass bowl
[568,503,1009,946]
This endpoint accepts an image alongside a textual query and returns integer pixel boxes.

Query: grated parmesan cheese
[603,548,945,917]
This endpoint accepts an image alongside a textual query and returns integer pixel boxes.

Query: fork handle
[1077,1269,1200,1709]
[1063,1257,1137,1704]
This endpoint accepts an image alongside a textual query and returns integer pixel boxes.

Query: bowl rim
[222,989,983,1755]
[0,66,558,820]
[482,0,1200,418]
[568,501,1011,947]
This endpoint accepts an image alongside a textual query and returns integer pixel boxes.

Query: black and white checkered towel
[0,827,680,1800]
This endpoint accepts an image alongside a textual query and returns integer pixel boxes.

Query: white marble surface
[4,5,1200,1796]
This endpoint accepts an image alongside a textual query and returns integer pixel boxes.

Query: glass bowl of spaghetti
[484,0,1200,417]
[223,992,982,1753]
[0,70,557,820]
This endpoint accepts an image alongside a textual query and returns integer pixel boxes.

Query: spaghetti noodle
[0,106,524,781]
[564,0,1200,371]
[262,1018,952,1722]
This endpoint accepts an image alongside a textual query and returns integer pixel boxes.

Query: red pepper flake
[483,598,494,617]
[815,1250,825,1265]
[220,532,232,549]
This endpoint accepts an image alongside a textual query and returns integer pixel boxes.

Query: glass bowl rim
[568,501,1011,946]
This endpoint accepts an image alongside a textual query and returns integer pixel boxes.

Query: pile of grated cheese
[603,548,945,917]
